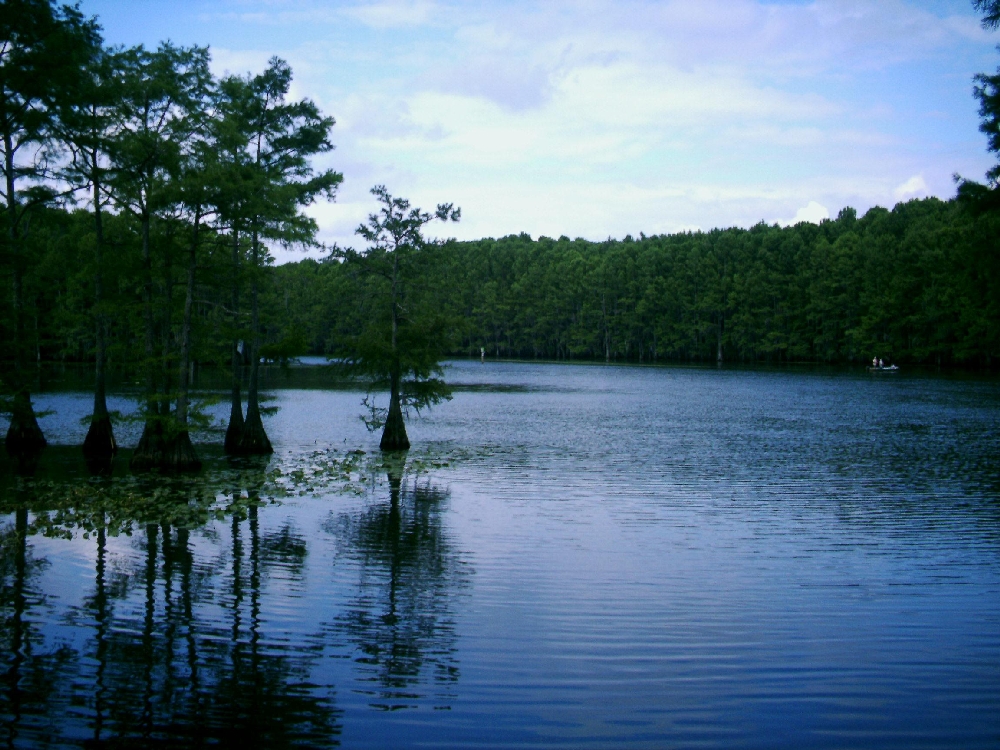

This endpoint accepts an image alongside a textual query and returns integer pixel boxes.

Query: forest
[276,198,1000,368]
[3,0,1000,470]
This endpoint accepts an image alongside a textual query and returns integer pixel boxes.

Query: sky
[79,0,1000,262]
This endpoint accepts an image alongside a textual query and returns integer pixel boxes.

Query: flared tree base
[83,415,117,462]
[163,431,202,472]
[130,420,167,471]
[224,402,245,455]
[379,406,409,451]
[234,412,273,455]
[5,417,47,456]
[5,391,47,457]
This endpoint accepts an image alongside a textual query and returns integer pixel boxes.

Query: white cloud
[100,0,998,253]
[779,201,831,227]
[893,174,928,201]
[342,0,437,29]
[208,47,274,78]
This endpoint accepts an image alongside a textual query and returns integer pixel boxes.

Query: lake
[2,360,999,748]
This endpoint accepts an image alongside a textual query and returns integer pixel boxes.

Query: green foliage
[975,0,1000,29]
[259,326,308,363]
[273,198,1000,367]
[0,25,341,456]
[333,186,461,422]
[954,1,1000,209]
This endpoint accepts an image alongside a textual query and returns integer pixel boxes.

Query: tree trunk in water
[165,210,201,471]
[6,390,46,456]
[84,172,116,467]
[225,232,244,453]
[380,368,409,451]
[381,256,408,452]
[236,229,272,455]
[131,205,166,471]
[224,341,245,455]
[238,343,272,453]
[4,132,45,456]
[225,342,245,453]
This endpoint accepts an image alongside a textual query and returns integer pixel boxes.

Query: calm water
[1,361,999,748]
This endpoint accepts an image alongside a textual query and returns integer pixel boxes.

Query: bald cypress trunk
[165,207,201,471]
[380,255,409,451]
[236,227,272,455]
[4,131,46,456]
[84,167,117,464]
[131,204,166,471]
[225,231,245,453]
[225,341,245,453]
[380,367,409,451]
[6,391,46,455]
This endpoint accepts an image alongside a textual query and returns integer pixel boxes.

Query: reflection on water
[1,361,1000,747]
[326,469,466,712]
[0,498,343,746]
[0,449,469,747]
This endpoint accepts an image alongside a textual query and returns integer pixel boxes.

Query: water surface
[2,361,999,748]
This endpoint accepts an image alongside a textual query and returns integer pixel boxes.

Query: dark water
[2,361,999,748]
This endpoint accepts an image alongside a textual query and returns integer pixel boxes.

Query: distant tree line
[272,197,1000,368]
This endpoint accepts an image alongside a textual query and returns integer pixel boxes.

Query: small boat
[867,364,899,372]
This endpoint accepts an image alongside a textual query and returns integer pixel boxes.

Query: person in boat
[873,357,878,367]
[879,358,884,368]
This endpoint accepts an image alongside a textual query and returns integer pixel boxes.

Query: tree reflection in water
[0,506,77,747]
[0,462,343,747]
[328,463,468,711]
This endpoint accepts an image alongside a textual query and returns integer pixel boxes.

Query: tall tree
[220,58,341,456]
[341,185,459,451]
[166,118,221,471]
[57,45,129,466]
[0,0,100,455]
[211,74,255,454]
[107,43,212,470]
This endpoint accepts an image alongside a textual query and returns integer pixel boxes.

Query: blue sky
[79,0,999,260]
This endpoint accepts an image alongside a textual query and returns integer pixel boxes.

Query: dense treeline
[272,198,1000,368]
[16,194,999,420]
